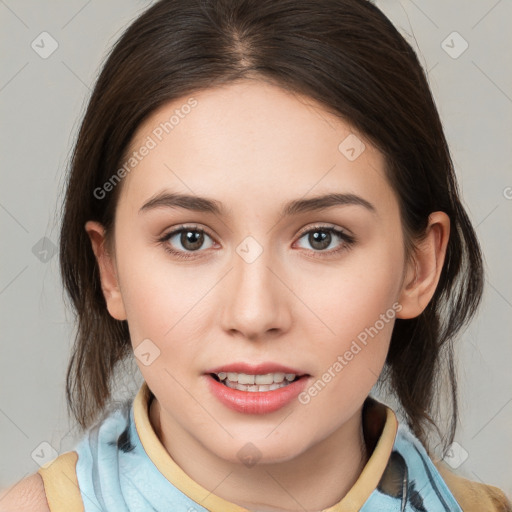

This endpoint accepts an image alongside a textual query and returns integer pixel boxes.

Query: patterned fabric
[37,381,511,511]
[362,427,461,511]
[74,399,203,511]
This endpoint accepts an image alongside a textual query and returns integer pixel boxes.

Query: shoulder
[0,451,85,512]
[435,461,512,512]
[0,472,50,512]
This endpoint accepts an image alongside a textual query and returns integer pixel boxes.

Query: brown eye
[177,229,206,251]
[295,226,355,256]
[159,225,215,259]
[306,229,332,251]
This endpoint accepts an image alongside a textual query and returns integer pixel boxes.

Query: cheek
[115,238,219,372]
[297,272,398,417]
[294,238,403,409]
[298,241,403,343]
[114,234,189,342]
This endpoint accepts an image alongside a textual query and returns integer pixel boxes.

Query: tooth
[219,372,298,387]
[222,379,293,392]
[237,373,255,385]
[255,373,274,385]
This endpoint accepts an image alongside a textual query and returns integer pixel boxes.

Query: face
[88,79,426,465]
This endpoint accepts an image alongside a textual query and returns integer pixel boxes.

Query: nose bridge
[220,234,288,338]
[234,234,279,308]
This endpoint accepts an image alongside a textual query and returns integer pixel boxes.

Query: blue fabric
[74,398,462,511]
[360,425,462,511]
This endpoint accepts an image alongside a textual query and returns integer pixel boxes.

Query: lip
[205,362,307,376]
[205,374,310,414]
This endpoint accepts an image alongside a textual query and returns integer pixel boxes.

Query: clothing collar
[133,380,398,512]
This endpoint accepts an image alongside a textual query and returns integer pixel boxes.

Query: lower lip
[205,374,310,414]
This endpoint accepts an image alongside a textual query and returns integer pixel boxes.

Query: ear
[396,212,450,319]
[85,220,127,321]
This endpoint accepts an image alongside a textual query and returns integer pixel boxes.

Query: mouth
[204,363,311,413]
[209,371,305,392]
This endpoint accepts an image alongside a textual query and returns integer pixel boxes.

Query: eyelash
[158,224,356,260]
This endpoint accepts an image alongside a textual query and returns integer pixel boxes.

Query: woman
[2,0,510,510]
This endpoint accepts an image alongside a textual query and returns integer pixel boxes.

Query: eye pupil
[182,230,204,251]
[309,230,331,250]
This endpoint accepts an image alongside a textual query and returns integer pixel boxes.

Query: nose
[219,241,292,342]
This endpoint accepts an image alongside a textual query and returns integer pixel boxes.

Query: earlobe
[396,212,450,319]
[84,220,127,321]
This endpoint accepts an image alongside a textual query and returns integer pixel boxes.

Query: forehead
[118,79,394,213]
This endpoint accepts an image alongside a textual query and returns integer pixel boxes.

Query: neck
[150,397,369,512]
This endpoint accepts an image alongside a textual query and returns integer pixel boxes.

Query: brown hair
[60,0,483,454]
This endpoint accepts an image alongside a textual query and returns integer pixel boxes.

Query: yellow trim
[133,380,398,512]
[37,451,84,512]
[133,381,249,511]
[325,406,398,511]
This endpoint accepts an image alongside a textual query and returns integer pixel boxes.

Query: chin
[211,432,311,467]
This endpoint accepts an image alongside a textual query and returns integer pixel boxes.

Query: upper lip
[205,362,308,376]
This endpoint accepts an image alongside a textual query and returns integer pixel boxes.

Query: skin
[86,79,450,512]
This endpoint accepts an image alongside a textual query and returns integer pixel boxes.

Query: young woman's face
[103,79,410,463]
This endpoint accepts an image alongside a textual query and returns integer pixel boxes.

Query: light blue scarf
[73,396,462,511]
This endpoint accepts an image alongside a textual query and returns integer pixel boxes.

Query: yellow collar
[133,380,398,511]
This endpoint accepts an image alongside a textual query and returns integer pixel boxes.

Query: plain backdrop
[1,0,511,499]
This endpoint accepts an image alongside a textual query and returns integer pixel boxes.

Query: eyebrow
[139,191,376,217]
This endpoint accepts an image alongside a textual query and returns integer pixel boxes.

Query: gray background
[1,0,511,499]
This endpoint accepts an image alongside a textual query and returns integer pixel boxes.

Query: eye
[158,223,356,260]
[158,225,216,259]
[294,225,355,256]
